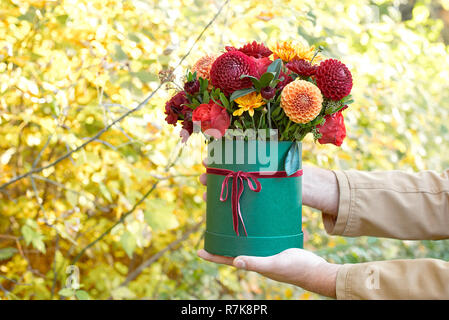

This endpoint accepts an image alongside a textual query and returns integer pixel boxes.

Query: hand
[197,248,340,298]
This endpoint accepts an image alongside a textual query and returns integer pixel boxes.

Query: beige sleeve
[336,259,449,299]
[322,169,449,239]
[322,170,449,299]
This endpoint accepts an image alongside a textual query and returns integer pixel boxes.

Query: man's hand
[197,248,340,298]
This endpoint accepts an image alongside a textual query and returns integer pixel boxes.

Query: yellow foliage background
[1,0,449,300]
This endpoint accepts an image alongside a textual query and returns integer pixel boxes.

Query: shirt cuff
[322,170,352,235]
[335,264,353,300]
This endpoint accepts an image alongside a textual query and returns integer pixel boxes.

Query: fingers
[203,191,207,201]
[198,249,278,275]
[197,249,234,266]
[233,255,276,274]
[199,173,207,186]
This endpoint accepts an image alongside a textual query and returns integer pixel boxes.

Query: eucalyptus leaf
[267,59,282,74]
[284,142,301,176]
[229,88,256,102]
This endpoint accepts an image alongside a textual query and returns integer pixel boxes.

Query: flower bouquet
[164,41,353,257]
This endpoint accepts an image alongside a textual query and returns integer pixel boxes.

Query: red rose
[192,100,230,139]
[317,108,347,146]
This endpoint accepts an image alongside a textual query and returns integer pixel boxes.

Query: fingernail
[234,258,246,269]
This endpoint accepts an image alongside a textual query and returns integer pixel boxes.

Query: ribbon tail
[236,176,247,236]
[231,174,239,236]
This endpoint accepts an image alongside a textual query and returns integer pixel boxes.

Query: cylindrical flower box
[205,139,303,257]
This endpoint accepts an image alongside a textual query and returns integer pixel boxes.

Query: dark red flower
[286,59,317,77]
[180,110,193,143]
[260,86,276,100]
[253,56,273,77]
[276,71,294,91]
[225,41,272,59]
[192,100,230,139]
[316,109,347,146]
[164,91,189,125]
[184,80,200,95]
[210,51,258,95]
[315,59,352,101]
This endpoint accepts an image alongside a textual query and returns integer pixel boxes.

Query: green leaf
[111,286,136,300]
[133,71,158,83]
[240,74,261,90]
[219,92,230,110]
[114,44,128,61]
[259,72,275,88]
[284,142,301,176]
[202,90,210,103]
[144,199,178,232]
[59,288,75,297]
[0,248,17,261]
[199,78,208,92]
[120,231,136,258]
[75,290,90,300]
[99,183,112,202]
[56,14,69,25]
[266,59,282,80]
[32,237,46,254]
[230,88,256,102]
[21,224,46,253]
[21,225,35,246]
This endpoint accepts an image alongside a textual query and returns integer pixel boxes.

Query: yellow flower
[295,43,324,65]
[233,92,265,117]
[270,41,298,62]
[270,41,324,64]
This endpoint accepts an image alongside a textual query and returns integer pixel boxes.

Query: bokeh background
[1,0,449,300]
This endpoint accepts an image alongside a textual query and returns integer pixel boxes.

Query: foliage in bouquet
[164,40,354,146]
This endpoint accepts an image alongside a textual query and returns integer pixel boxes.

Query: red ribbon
[206,167,303,236]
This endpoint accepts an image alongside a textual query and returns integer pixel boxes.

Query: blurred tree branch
[0,0,230,192]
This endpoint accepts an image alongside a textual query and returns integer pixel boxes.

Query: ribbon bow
[206,167,303,237]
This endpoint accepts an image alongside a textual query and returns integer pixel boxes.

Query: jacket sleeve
[336,259,449,299]
[322,169,449,240]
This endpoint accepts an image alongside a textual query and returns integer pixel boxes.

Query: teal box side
[205,139,303,257]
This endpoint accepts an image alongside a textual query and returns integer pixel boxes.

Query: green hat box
[205,139,303,257]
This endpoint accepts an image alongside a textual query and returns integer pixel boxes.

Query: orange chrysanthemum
[270,41,298,62]
[191,54,217,80]
[270,41,324,64]
[280,80,323,124]
[295,43,324,65]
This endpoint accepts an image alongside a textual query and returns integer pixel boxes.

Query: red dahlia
[286,59,317,77]
[210,51,259,95]
[315,59,352,101]
[225,41,272,59]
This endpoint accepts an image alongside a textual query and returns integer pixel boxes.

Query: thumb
[233,255,275,274]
